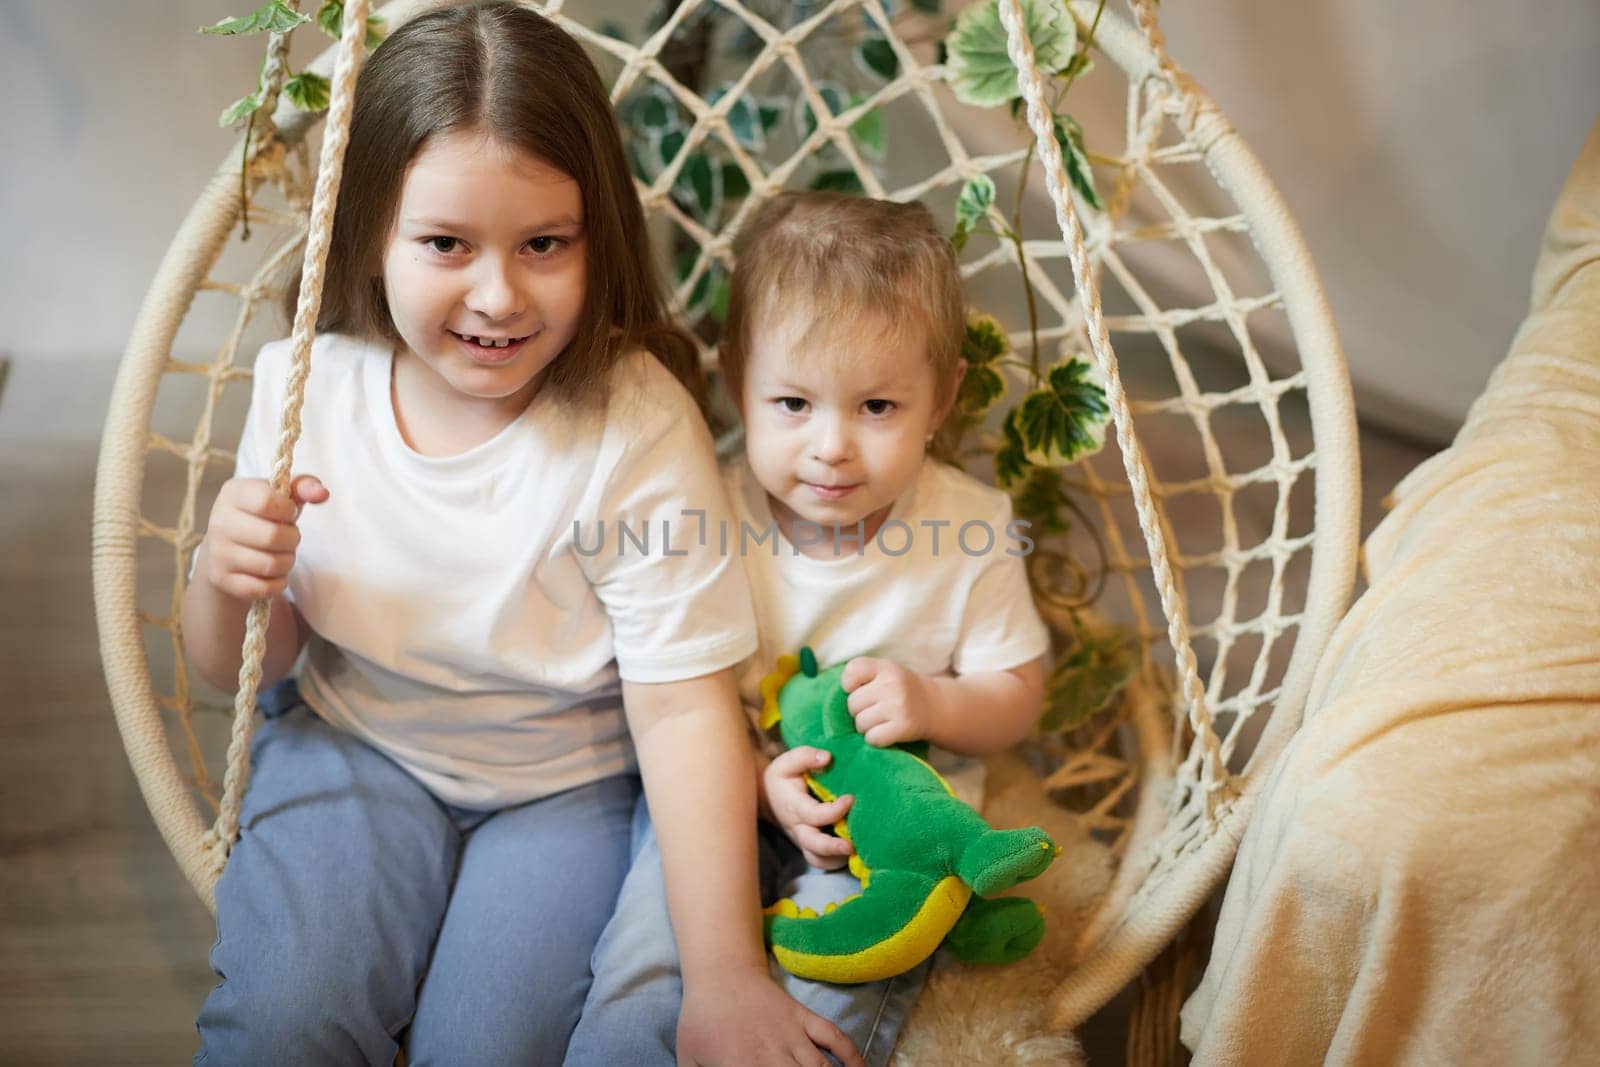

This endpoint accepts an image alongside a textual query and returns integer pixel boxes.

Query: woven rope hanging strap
[997,0,1225,805]
[201,0,373,877]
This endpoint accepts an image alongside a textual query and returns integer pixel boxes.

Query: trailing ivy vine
[200,0,383,238]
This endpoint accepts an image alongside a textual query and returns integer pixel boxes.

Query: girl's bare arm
[622,670,864,1067]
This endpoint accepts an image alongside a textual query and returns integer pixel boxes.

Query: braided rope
[997,0,1227,808]
[1125,0,1178,83]
[200,0,373,875]
[251,18,296,153]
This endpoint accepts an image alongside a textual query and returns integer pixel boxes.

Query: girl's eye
[424,236,460,254]
[777,397,808,414]
[527,236,563,255]
[863,399,895,416]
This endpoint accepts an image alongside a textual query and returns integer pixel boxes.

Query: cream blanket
[1181,121,1600,1063]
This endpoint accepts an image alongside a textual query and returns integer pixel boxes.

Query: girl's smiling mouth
[450,330,533,364]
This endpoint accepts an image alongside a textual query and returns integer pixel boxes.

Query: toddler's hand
[762,747,853,870]
[678,969,864,1067]
[200,474,328,602]
[841,657,943,748]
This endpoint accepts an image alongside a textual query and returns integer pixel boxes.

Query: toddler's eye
[777,397,808,414]
[425,236,460,254]
[863,399,895,416]
[528,236,562,255]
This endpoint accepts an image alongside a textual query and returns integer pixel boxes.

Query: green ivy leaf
[909,0,945,12]
[218,89,265,128]
[956,173,995,229]
[314,3,384,47]
[633,86,682,134]
[1014,356,1110,466]
[673,249,725,321]
[201,0,310,36]
[317,0,341,37]
[857,36,899,81]
[1053,114,1104,211]
[674,151,720,223]
[710,85,775,153]
[1011,466,1068,536]
[796,83,848,142]
[809,168,865,194]
[958,364,1006,416]
[945,0,1076,108]
[848,98,886,159]
[958,314,1010,414]
[658,129,686,167]
[724,92,766,151]
[952,173,996,249]
[1039,628,1138,732]
[630,124,682,185]
[961,312,1009,366]
[759,102,785,135]
[995,410,1030,489]
[283,71,331,112]
[722,161,751,201]
[992,415,1030,489]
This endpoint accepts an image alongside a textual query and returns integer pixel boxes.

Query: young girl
[182,5,861,1065]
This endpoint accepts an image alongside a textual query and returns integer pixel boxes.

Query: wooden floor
[0,354,1436,1065]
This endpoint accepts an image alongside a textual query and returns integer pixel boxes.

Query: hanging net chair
[93,0,1359,1050]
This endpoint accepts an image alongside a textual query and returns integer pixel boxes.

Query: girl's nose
[811,416,853,464]
[465,259,523,321]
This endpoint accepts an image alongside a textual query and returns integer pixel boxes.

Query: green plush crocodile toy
[760,647,1059,984]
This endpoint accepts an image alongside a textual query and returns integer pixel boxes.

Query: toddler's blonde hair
[720,192,966,412]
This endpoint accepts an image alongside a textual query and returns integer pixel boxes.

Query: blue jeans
[564,796,931,1067]
[195,681,640,1065]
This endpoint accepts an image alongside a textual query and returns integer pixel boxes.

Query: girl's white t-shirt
[235,333,757,808]
[722,457,1051,807]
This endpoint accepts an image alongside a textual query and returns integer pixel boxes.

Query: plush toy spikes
[761,653,1059,984]
[759,653,800,731]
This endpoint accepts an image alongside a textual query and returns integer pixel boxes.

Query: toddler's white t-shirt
[235,333,756,808]
[722,456,1051,807]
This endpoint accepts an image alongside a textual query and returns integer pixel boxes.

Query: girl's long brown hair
[283,0,705,413]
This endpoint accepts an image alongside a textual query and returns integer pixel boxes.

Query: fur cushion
[892,751,1115,1065]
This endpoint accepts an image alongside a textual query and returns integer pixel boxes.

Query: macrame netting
[93,0,1358,1037]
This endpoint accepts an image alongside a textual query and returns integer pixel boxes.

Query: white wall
[0,1,322,361]
[1157,0,1599,440]
[3,0,1595,443]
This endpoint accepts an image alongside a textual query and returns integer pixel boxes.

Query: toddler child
[569,191,1050,1066]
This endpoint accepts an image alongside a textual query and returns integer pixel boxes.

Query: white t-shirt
[235,333,757,808]
[723,457,1051,807]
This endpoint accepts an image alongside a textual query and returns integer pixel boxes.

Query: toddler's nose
[811,417,853,464]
